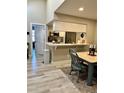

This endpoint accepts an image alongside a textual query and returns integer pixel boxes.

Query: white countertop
[46,42,89,47]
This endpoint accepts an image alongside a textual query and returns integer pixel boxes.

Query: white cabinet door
[53,21,87,32]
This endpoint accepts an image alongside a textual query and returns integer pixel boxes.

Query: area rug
[60,67,97,93]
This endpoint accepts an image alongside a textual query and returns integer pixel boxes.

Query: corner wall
[46,0,65,23]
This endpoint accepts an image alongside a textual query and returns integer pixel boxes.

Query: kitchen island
[46,43,89,67]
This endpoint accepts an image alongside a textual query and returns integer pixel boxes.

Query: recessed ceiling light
[78,7,84,11]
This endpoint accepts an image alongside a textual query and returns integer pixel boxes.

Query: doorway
[30,23,47,63]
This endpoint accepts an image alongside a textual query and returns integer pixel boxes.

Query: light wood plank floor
[27,49,96,93]
[27,59,81,93]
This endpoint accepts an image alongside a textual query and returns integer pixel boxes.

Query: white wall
[27,0,47,57]
[59,32,65,43]
[76,32,82,43]
[54,13,97,44]
[94,22,97,44]
[47,25,53,32]
[27,0,46,32]
[46,0,65,23]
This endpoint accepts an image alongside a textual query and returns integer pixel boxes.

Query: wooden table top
[77,52,97,64]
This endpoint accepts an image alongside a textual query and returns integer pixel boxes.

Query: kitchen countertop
[46,42,89,47]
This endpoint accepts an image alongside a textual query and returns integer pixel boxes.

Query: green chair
[69,48,87,82]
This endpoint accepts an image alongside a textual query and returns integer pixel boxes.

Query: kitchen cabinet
[53,21,87,32]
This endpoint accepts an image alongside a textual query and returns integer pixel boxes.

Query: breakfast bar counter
[46,43,89,66]
[46,43,89,47]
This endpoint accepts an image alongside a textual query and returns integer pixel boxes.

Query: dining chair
[69,48,88,82]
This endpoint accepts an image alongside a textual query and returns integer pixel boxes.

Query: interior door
[35,25,44,55]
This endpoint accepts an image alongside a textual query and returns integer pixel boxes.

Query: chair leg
[77,71,80,83]
[69,68,73,75]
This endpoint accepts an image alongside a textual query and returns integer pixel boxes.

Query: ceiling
[55,0,97,20]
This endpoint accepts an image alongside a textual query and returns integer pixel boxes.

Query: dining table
[77,51,97,86]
